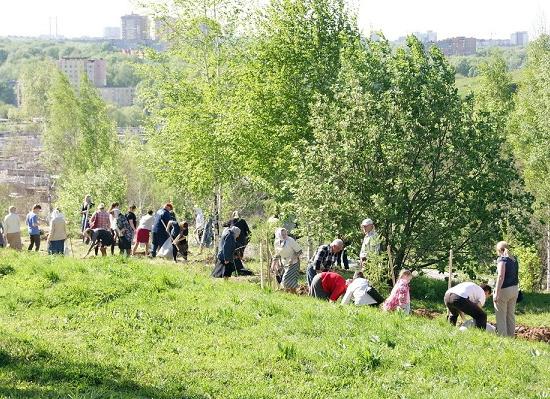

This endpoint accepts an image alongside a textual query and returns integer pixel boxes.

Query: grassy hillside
[0,251,548,399]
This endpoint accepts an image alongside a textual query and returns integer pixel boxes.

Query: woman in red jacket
[309,271,347,302]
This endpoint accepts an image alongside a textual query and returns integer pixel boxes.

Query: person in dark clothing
[225,211,251,271]
[84,228,114,257]
[126,205,137,233]
[212,226,241,279]
[151,203,173,258]
[167,218,189,262]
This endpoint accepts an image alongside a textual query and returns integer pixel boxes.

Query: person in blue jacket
[211,226,241,279]
[151,203,173,258]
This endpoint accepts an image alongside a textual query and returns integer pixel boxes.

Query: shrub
[515,244,543,291]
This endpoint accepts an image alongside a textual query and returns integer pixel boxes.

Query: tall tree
[141,0,249,223]
[231,0,358,198]
[291,36,530,273]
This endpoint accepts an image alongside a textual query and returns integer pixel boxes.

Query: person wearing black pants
[444,282,492,329]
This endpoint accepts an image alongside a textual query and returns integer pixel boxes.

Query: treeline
[40,0,549,289]
[0,38,143,123]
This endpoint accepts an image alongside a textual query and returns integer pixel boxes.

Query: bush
[515,244,543,291]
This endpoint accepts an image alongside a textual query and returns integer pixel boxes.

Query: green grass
[0,251,548,399]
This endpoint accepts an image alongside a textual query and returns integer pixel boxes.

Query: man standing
[25,204,42,252]
[306,239,344,287]
[3,206,22,250]
[89,203,111,230]
[151,203,173,258]
[360,218,379,268]
[444,282,492,329]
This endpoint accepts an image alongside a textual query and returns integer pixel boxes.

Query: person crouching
[212,226,241,279]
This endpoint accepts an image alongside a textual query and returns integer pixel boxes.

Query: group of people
[213,213,520,337]
[81,199,191,262]
[1,204,67,255]
[1,200,521,338]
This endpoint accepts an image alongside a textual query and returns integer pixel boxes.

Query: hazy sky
[0,0,548,39]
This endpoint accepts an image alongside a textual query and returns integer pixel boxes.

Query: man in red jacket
[309,271,348,302]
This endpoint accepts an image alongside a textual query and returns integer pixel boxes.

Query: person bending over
[444,282,492,329]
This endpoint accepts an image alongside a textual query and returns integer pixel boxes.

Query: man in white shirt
[3,206,22,250]
[341,271,384,306]
[360,218,379,268]
[444,282,492,329]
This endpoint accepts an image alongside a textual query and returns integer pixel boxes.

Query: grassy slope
[0,252,548,399]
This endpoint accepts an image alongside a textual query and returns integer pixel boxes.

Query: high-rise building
[414,30,437,44]
[436,37,477,56]
[57,58,107,87]
[104,27,121,40]
[510,31,529,46]
[121,14,150,41]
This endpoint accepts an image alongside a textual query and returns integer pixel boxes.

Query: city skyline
[0,0,548,40]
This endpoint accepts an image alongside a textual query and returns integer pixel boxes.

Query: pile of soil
[412,308,441,319]
[515,325,550,344]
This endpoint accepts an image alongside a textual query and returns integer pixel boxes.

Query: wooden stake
[448,249,453,289]
[387,245,395,285]
[260,241,264,290]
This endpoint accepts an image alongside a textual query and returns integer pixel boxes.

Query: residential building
[477,38,511,49]
[57,57,107,87]
[510,31,529,46]
[436,37,477,56]
[121,14,150,41]
[104,27,121,40]
[98,87,135,107]
[414,30,437,44]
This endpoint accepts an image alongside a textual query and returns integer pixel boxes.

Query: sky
[0,0,548,40]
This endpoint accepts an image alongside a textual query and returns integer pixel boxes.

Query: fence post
[260,241,264,290]
[448,249,453,289]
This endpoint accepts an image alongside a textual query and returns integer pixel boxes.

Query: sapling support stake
[387,245,395,285]
[260,241,264,289]
[448,248,454,289]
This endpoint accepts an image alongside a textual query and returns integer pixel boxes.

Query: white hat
[361,218,374,227]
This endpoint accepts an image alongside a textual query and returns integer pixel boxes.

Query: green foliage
[140,0,248,205]
[515,244,543,292]
[0,251,547,398]
[17,60,55,118]
[43,72,119,174]
[56,166,128,232]
[291,36,530,271]
[509,35,550,214]
[232,0,358,196]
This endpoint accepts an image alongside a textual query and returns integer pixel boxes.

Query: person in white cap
[360,218,379,268]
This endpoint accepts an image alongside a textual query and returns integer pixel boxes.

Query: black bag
[211,260,226,278]
[236,268,254,276]
[367,286,385,305]
[517,290,524,303]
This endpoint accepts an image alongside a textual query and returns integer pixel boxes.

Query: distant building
[152,17,175,41]
[414,30,437,44]
[57,57,107,87]
[121,14,150,41]
[510,31,529,46]
[98,87,135,107]
[477,38,511,49]
[436,37,477,56]
[104,27,121,40]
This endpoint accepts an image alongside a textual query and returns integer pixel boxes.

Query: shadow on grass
[0,336,205,399]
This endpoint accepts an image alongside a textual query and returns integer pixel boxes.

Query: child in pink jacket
[383,269,413,314]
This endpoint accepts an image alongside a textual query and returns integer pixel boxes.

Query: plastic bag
[157,238,173,258]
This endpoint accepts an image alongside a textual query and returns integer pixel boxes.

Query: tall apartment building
[436,37,477,56]
[414,30,437,44]
[57,57,107,87]
[121,14,150,41]
[104,26,121,40]
[510,31,529,46]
